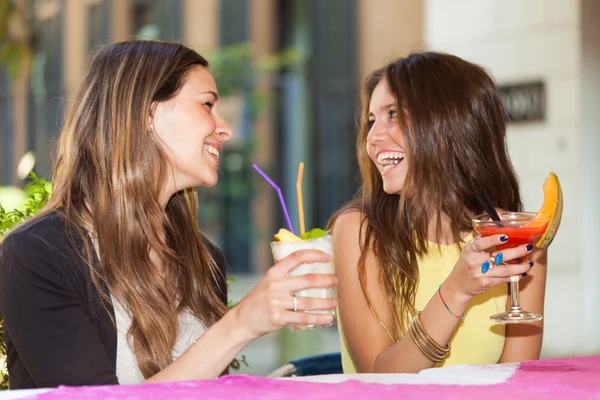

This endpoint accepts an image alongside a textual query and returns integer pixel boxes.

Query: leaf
[300,228,329,240]
[229,354,248,370]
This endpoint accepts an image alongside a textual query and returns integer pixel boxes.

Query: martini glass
[472,212,549,323]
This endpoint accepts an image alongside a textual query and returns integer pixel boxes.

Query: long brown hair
[34,41,227,377]
[329,52,522,341]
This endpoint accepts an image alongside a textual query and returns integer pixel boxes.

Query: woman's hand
[444,234,534,301]
[229,250,337,340]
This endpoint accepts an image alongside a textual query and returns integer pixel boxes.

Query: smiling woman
[328,52,547,374]
[0,40,338,390]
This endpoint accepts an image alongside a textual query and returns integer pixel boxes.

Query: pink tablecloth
[29,356,600,400]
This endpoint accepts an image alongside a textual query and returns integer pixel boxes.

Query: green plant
[208,42,304,121]
[0,172,49,390]
[0,172,50,236]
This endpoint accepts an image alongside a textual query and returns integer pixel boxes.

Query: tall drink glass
[270,235,336,331]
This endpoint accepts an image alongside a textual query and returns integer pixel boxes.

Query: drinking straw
[296,162,306,235]
[252,164,295,234]
[476,187,502,222]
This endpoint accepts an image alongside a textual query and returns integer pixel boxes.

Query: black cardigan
[0,212,227,389]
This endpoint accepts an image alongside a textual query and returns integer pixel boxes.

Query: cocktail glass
[472,212,549,324]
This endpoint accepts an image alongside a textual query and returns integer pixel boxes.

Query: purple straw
[252,164,295,234]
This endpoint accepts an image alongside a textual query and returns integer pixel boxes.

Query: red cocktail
[472,212,549,323]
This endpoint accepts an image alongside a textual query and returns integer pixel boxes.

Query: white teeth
[205,145,219,159]
[377,151,405,166]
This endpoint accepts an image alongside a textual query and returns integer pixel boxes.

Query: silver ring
[293,294,298,312]
[471,239,481,253]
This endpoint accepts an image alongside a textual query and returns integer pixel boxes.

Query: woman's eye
[389,110,396,119]
[205,102,214,109]
[367,119,375,129]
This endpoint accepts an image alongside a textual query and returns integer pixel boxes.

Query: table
[0,356,598,399]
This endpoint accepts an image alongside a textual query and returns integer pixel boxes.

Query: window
[219,0,248,46]
[28,0,64,180]
[309,0,360,226]
[88,0,111,51]
[133,0,181,41]
[275,0,359,232]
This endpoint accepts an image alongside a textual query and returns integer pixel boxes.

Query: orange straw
[296,162,306,235]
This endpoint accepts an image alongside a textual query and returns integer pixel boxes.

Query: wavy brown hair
[329,52,522,341]
[33,41,227,377]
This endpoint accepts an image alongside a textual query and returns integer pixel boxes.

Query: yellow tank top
[339,235,508,373]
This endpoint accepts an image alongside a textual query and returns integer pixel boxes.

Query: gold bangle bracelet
[409,323,444,363]
[409,317,444,357]
[409,321,445,362]
[413,312,450,354]
[408,312,450,363]
[408,318,444,362]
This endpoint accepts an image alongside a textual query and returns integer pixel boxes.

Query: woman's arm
[148,249,338,382]
[333,211,468,373]
[499,248,547,362]
[145,311,251,382]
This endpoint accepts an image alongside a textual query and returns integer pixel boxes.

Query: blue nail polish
[500,235,508,242]
[529,261,534,268]
[494,253,503,265]
[522,273,528,278]
[481,261,490,274]
[526,244,533,251]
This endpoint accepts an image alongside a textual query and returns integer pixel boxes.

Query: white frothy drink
[270,235,335,330]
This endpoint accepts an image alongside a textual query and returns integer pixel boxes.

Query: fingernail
[500,235,508,242]
[529,261,534,268]
[526,244,533,251]
[494,253,503,265]
[522,273,528,278]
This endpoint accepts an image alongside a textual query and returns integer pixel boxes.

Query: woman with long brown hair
[0,40,337,389]
[329,52,546,373]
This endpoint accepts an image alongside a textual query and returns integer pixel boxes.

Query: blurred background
[1,0,598,376]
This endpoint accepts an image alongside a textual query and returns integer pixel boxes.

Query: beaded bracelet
[438,285,465,320]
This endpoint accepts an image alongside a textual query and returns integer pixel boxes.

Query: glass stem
[509,279,522,312]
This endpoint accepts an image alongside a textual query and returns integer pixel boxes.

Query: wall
[424,0,589,357]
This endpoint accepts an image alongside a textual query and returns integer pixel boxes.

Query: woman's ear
[148,112,155,133]
[148,102,158,133]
